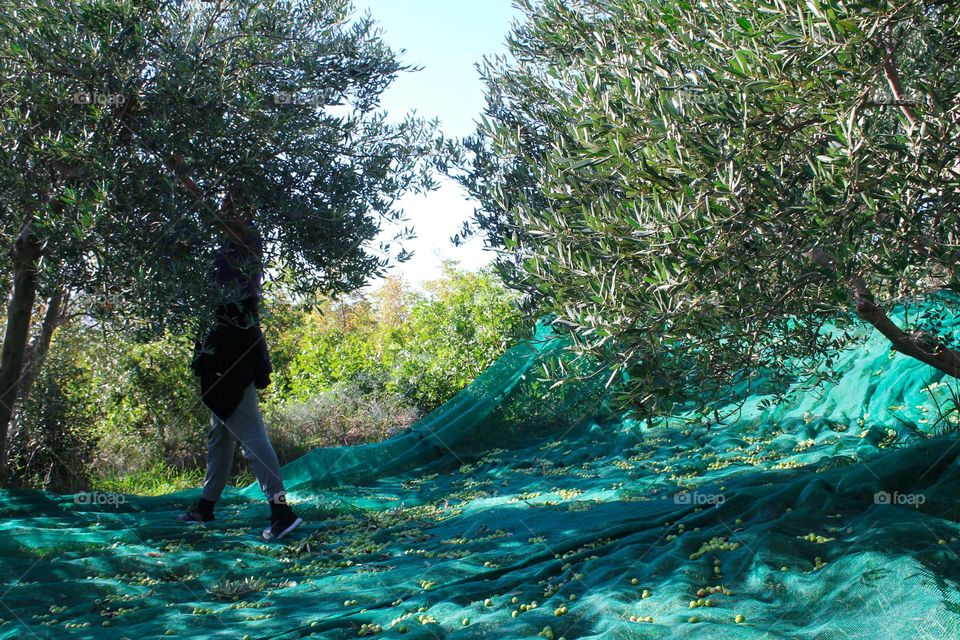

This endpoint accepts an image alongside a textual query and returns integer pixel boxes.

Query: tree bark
[882,23,918,128]
[18,286,68,407]
[0,222,41,484]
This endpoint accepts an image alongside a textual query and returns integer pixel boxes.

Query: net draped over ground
[2,306,960,639]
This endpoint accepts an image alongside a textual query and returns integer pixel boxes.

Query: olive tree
[454,0,960,416]
[0,0,439,480]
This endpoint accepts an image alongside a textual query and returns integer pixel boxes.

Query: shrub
[7,331,99,492]
[385,265,527,408]
[285,265,527,411]
[90,331,209,476]
[263,382,420,463]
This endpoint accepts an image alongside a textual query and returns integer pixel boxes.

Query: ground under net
[3,303,960,639]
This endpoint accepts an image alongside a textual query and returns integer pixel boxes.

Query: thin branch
[882,23,918,127]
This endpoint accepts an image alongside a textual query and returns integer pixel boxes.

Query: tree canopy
[455,0,960,415]
[0,0,438,329]
[0,0,440,477]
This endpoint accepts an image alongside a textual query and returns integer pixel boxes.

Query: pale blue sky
[351,0,521,287]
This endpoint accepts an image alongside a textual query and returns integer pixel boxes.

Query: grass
[91,461,255,496]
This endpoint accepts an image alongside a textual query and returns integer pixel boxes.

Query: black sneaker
[262,504,302,541]
[176,498,215,522]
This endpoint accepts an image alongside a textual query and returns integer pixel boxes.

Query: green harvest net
[3,302,960,639]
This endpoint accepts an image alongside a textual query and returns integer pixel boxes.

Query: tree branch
[167,154,204,199]
[882,23,918,128]
[805,247,960,379]
[167,153,234,227]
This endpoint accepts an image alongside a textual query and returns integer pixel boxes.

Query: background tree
[454,0,960,417]
[0,0,439,481]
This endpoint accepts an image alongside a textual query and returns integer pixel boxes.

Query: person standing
[170,158,302,541]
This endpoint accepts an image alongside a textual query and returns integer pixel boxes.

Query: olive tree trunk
[0,222,41,484]
[17,286,68,407]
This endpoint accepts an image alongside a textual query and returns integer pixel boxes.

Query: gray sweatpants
[200,383,286,503]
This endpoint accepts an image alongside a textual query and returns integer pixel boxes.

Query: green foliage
[100,332,209,469]
[455,0,960,415]
[282,265,527,410]
[264,381,420,463]
[0,0,440,329]
[382,264,529,407]
[95,461,206,496]
[7,332,100,491]
[9,268,524,490]
[282,299,382,401]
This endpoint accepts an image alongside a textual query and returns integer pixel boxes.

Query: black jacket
[191,228,272,421]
